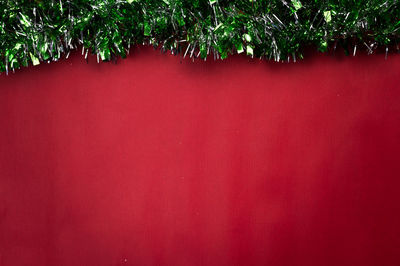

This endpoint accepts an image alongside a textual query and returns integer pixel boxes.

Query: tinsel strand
[1,0,400,73]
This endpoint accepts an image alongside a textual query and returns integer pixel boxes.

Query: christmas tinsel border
[1,0,400,73]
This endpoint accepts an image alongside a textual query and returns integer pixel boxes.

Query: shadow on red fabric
[1,47,400,266]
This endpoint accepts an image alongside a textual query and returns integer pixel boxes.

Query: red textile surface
[1,47,400,266]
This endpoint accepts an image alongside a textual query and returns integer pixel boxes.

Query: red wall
[1,47,400,266]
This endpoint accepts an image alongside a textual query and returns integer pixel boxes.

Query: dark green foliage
[1,0,399,72]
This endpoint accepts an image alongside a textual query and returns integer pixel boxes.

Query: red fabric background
[1,47,400,266]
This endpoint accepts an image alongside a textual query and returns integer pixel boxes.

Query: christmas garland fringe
[1,0,400,73]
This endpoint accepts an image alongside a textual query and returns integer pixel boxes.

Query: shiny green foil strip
[1,0,400,73]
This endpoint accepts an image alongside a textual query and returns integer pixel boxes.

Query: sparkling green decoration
[1,0,400,73]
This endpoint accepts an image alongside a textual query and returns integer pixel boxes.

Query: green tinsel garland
[1,0,400,73]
